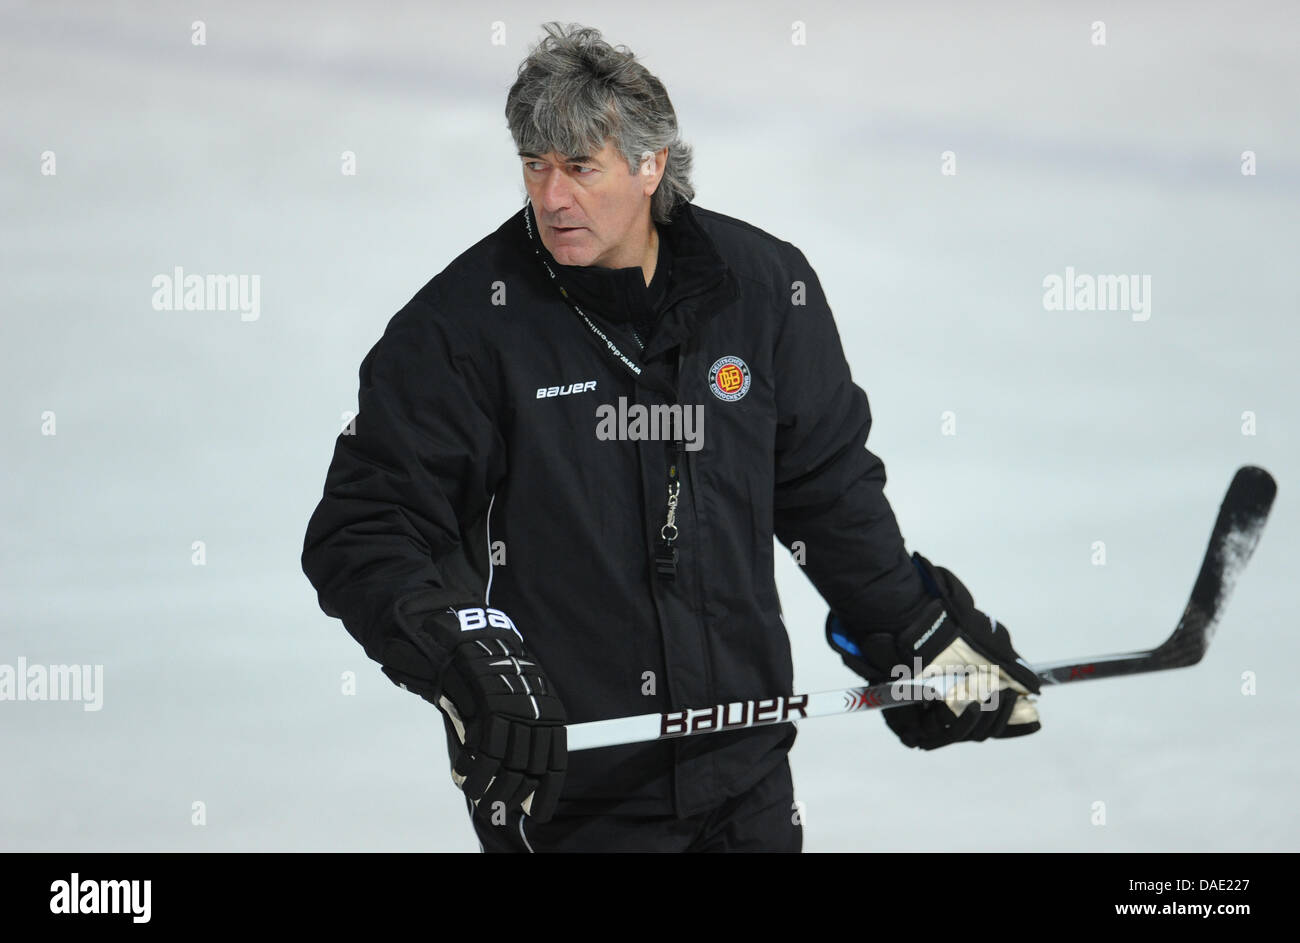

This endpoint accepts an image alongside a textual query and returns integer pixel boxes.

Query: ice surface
[2,1,1295,852]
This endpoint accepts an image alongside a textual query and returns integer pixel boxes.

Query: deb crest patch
[708,355,751,402]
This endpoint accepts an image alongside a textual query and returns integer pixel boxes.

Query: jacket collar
[526,206,670,326]
[514,199,741,362]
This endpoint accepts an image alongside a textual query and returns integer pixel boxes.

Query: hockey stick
[566,465,1276,752]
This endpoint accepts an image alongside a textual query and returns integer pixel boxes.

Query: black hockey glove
[826,553,1041,750]
[380,605,567,822]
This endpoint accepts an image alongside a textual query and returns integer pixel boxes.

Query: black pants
[467,757,802,853]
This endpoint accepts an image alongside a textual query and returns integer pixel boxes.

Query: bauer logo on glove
[379,604,568,821]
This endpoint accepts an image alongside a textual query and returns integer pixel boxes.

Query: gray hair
[505,22,695,224]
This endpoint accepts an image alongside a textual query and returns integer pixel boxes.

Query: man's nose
[537,167,573,213]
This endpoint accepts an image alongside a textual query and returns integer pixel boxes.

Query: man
[301,21,1041,854]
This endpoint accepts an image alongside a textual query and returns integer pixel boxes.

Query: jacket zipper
[667,346,718,716]
[625,326,683,582]
[653,346,683,581]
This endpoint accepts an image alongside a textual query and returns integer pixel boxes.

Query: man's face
[521,138,666,269]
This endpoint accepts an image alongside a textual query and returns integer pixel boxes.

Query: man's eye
[524,162,594,176]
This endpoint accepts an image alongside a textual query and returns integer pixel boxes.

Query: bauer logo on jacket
[708,356,751,402]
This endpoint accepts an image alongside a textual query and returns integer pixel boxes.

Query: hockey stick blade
[1032,464,1276,685]
[565,466,1276,751]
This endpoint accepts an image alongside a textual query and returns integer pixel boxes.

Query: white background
[2,0,1295,851]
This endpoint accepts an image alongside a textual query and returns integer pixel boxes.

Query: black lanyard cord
[522,201,651,384]
[523,201,686,581]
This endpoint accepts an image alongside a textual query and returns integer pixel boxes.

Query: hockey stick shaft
[567,677,955,752]
[566,465,1276,753]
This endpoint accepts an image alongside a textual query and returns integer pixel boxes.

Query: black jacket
[301,198,926,817]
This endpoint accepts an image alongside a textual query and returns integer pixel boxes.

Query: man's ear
[640,147,668,185]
